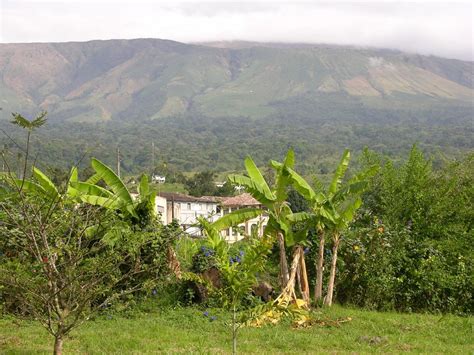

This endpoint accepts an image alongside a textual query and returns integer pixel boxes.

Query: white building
[158,192,220,237]
[152,175,166,184]
[150,191,268,241]
[154,195,168,224]
[219,193,269,243]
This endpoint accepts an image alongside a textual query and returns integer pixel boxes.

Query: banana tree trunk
[296,262,303,297]
[283,246,302,300]
[277,232,289,288]
[299,251,310,303]
[314,229,325,302]
[276,246,310,308]
[324,233,340,306]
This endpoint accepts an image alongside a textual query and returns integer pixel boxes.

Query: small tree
[0,113,167,354]
[185,171,217,196]
[69,158,182,280]
[198,211,270,355]
[0,166,159,354]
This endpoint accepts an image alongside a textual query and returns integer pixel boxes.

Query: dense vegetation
[334,148,472,313]
[1,114,472,354]
[2,109,472,176]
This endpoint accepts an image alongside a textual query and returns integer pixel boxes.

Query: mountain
[0,38,472,122]
[0,38,472,174]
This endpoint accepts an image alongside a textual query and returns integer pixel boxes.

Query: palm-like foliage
[67,158,157,223]
[228,152,286,286]
[287,149,377,305]
[10,112,47,189]
[11,111,47,131]
[198,208,264,252]
[228,150,310,295]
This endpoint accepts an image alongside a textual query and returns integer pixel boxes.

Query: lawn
[0,305,472,354]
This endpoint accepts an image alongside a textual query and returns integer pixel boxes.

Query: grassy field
[0,305,472,354]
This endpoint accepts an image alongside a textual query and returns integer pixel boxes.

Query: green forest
[1,103,472,178]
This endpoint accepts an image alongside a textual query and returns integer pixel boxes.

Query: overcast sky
[0,1,472,60]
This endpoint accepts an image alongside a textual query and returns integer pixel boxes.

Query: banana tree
[228,150,309,295]
[68,158,142,221]
[199,207,264,252]
[286,152,348,303]
[288,149,377,304]
[67,158,188,279]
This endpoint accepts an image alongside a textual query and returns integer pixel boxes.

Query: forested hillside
[0,39,472,173]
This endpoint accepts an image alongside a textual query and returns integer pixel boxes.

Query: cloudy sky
[0,0,472,60]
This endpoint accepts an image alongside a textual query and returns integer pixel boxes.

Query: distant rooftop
[157,192,262,207]
[221,193,261,207]
[158,192,220,203]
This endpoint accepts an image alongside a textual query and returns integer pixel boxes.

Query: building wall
[164,200,219,236]
[155,196,167,224]
[220,206,269,243]
[156,194,268,241]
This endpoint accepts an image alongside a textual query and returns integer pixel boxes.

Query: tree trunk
[232,304,237,355]
[299,251,310,303]
[296,261,303,297]
[325,233,340,306]
[278,246,302,303]
[167,246,182,279]
[53,335,63,355]
[314,229,325,302]
[277,232,289,288]
[287,247,301,294]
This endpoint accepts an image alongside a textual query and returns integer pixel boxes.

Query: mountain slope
[0,39,472,175]
[0,39,472,123]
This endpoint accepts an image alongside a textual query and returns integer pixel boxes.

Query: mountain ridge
[0,38,472,123]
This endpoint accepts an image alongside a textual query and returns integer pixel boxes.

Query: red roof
[158,192,220,203]
[220,193,261,207]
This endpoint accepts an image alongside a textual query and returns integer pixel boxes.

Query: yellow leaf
[295,299,307,308]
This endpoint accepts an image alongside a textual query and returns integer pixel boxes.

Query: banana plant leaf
[328,149,350,197]
[69,182,114,198]
[227,174,275,207]
[32,167,60,201]
[244,157,274,200]
[91,158,133,207]
[211,208,263,231]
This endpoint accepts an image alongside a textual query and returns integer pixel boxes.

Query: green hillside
[0,39,472,174]
[0,39,472,121]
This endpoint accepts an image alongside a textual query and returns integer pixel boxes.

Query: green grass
[0,305,472,354]
[151,183,187,194]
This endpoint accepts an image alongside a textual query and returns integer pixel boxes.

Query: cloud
[0,1,472,60]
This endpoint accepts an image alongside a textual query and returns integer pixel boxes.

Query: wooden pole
[152,142,155,173]
[116,146,121,178]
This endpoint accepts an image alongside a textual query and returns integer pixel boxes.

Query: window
[187,203,191,210]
